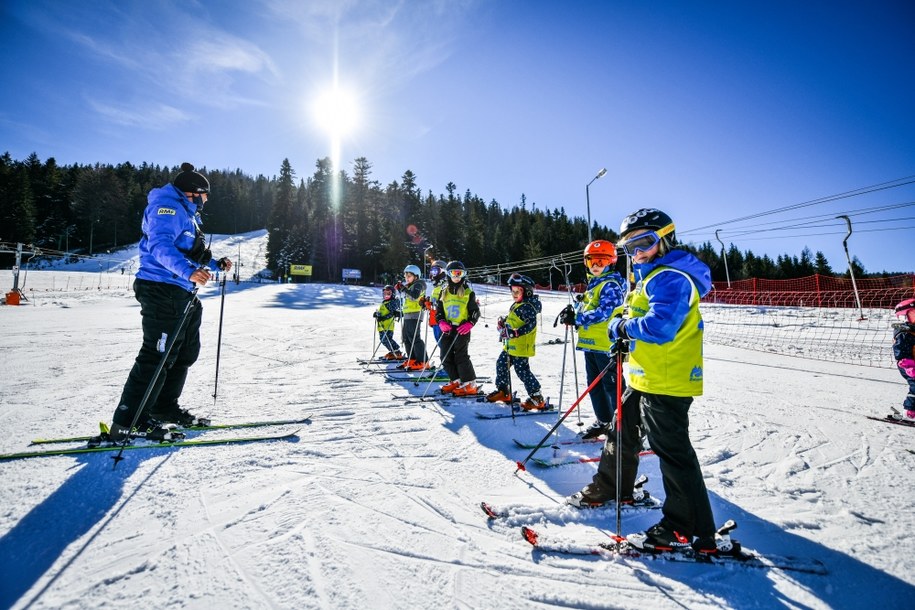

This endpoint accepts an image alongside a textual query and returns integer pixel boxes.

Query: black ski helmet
[446,260,466,282]
[619,208,677,254]
[173,162,210,194]
[383,284,394,292]
[508,273,535,298]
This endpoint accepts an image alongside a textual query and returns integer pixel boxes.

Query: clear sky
[2,0,913,274]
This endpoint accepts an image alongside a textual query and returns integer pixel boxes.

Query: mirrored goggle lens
[619,232,660,255]
[585,255,613,267]
[430,266,441,275]
[449,269,466,280]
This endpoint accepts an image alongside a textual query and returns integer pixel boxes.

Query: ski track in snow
[1,235,914,609]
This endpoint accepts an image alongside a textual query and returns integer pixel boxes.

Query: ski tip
[480,501,498,519]
[521,526,538,546]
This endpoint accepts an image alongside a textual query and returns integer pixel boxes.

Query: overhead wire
[679,174,915,237]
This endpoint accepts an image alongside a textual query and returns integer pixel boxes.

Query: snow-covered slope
[1,259,912,608]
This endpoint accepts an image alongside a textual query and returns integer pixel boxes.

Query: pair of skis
[0,416,311,461]
[481,499,827,575]
[866,407,915,428]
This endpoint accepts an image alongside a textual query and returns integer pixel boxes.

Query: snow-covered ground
[1,232,913,609]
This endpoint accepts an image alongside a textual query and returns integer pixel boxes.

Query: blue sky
[2,0,913,273]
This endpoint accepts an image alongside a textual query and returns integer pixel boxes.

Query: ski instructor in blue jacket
[108,163,232,442]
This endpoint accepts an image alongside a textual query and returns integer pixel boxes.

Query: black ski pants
[440,331,476,383]
[113,279,202,428]
[401,315,427,363]
[592,388,716,539]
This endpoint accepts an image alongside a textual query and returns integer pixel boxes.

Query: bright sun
[313,87,359,137]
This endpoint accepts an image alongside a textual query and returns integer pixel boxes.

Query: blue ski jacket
[135,184,219,291]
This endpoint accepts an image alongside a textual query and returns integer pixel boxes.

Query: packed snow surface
[1,233,913,609]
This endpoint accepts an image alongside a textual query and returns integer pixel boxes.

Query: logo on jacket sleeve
[157,207,177,215]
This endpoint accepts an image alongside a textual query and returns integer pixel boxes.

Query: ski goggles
[429,266,442,276]
[448,268,466,281]
[618,224,675,256]
[584,254,614,268]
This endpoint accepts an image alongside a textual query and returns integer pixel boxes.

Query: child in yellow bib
[569,208,722,557]
[374,284,403,360]
[486,274,544,410]
[435,261,481,396]
[558,240,626,439]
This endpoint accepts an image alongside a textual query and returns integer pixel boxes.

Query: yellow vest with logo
[505,302,536,358]
[376,300,396,332]
[626,267,704,397]
[441,289,471,324]
[576,277,624,352]
[402,281,424,315]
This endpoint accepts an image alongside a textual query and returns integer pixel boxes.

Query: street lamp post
[585,168,608,242]
[423,244,434,278]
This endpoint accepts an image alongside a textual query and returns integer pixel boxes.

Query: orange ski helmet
[583,240,618,268]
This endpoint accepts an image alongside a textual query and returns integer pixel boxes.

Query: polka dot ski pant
[494,351,540,396]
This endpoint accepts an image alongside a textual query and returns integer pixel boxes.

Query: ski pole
[212,271,228,408]
[562,261,582,400]
[614,344,625,549]
[417,330,457,397]
[112,287,200,468]
[503,334,516,424]
[368,316,384,363]
[514,356,614,473]
[415,332,442,387]
[371,314,379,357]
[553,310,571,417]
[408,307,425,363]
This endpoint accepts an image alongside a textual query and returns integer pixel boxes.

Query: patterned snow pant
[899,368,915,409]
[494,351,540,396]
[378,329,400,353]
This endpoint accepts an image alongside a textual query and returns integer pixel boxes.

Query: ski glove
[438,321,453,334]
[496,316,506,330]
[394,282,404,292]
[558,304,577,327]
[611,339,630,355]
[216,257,232,271]
[608,318,629,341]
[457,322,474,335]
[899,358,915,378]
[373,311,380,319]
[499,326,519,341]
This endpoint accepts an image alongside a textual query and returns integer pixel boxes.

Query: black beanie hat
[173,162,210,194]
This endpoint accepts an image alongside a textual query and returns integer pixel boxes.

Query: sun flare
[313,87,359,137]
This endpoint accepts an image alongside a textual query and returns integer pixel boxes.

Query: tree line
[0,152,888,284]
